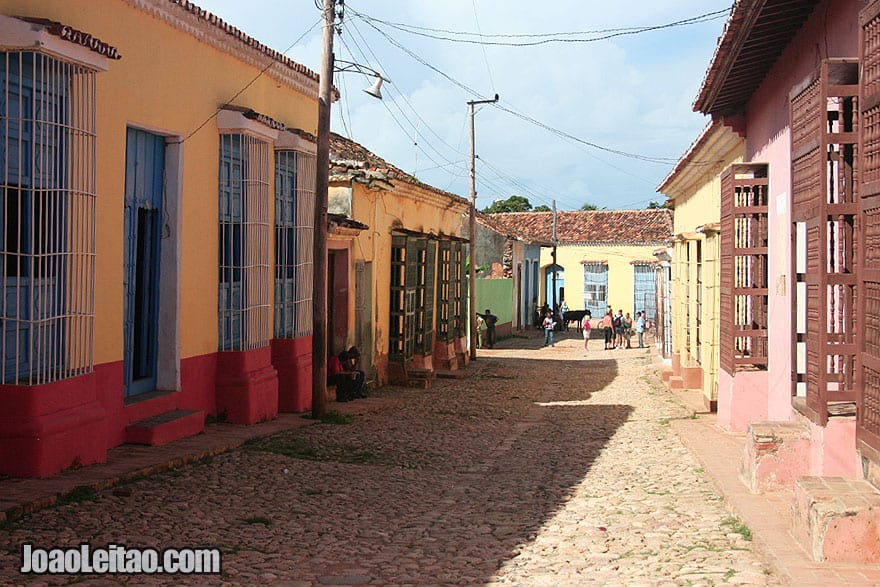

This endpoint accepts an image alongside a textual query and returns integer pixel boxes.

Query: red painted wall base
[272,337,312,413]
[0,337,311,477]
[0,374,108,478]
[215,346,279,424]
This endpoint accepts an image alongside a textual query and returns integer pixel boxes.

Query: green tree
[647,200,673,210]
[580,203,601,211]
[481,195,533,213]
[533,205,551,212]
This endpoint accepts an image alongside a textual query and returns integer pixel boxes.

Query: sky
[193,0,730,211]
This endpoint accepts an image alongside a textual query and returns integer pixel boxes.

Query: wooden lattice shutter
[423,239,437,355]
[436,240,452,342]
[860,1,880,453]
[719,164,769,375]
[792,59,859,426]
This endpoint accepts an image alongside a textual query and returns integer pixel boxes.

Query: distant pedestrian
[542,311,556,347]
[582,317,592,353]
[636,311,646,348]
[623,312,633,349]
[602,311,614,350]
[477,309,498,349]
[613,309,625,349]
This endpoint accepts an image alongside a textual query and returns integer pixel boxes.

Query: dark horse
[562,310,591,331]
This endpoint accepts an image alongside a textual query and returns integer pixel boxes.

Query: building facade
[678,0,880,562]
[0,0,319,477]
[488,210,673,324]
[328,133,470,387]
[658,121,746,410]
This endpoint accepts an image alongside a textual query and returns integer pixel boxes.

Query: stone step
[742,421,810,493]
[407,368,435,389]
[793,476,880,563]
[435,369,470,379]
[124,409,205,446]
[667,375,684,389]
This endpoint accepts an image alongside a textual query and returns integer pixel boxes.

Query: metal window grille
[294,150,315,338]
[218,133,271,351]
[792,59,858,425]
[632,262,657,323]
[273,149,315,339]
[581,262,607,318]
[1,51,96,385]
[719,164,769,374]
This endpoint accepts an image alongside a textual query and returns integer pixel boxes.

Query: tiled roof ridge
[329,132,467,205]
[484,208,672,246]
[169,0,320,83]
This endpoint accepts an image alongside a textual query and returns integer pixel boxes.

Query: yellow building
[657,120,745,410]
[328,133,470,387]
[487,210,672,327]
[0,0,320,476]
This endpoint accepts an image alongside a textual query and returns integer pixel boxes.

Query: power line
[173,18,321,144]
[350,7,729,47]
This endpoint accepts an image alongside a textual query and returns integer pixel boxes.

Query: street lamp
[313,0,387,418]
[467,93,499,361]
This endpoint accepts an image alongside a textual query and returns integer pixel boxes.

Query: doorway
[123,128,164,398]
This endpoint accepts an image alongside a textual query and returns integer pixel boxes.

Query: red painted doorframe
[328,247,350,355]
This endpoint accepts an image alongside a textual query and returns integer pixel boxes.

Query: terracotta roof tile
[486,209,672,246]
[329,133,467,206]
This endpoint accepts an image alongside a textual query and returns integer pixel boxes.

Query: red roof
[486,209,672,246]
[329,133,468,206]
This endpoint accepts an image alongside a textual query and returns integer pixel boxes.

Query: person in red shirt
[327,352,354,402]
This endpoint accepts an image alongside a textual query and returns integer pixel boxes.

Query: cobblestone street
[0,332,780,586]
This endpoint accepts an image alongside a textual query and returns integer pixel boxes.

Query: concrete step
[793,476,880,563]
[667,375,685,390]
[124,409,204,446]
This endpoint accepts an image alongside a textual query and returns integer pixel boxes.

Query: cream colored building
[487,210,672,323]
[657,120,745,410]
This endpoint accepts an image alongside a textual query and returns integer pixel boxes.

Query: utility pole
[312,0,335,419]
[467,93,499,361]
[551,199,558,316]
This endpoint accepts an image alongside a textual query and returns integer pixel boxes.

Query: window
[389,236,412,359]
[218,133,271,351]
[632,262,657,323]
[1,51,95,384]
[719,164,768,374]
[273,148,315,339]
[436,240,452,341]
[582,262,607,317]
[790,59,858,425]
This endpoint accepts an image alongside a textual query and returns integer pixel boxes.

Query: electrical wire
[174,18,321,144]
[350,7,730,47]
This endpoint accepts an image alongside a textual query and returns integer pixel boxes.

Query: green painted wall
[476,279,514,326]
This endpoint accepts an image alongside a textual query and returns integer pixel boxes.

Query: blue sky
[194,0,730,211]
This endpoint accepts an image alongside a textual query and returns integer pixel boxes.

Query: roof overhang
[657,119,746,199]
[693,0,822,116]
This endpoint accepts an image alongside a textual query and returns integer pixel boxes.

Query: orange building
[0,0,320,477]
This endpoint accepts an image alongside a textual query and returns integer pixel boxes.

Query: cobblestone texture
[0,332,780,586]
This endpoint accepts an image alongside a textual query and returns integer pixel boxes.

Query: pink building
[688,0,880,562]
